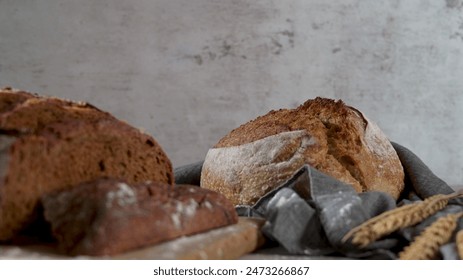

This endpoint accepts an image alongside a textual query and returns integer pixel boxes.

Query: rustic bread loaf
[0,87,35,114]
[201,97,405,205]
[0,87,114,133]
[41,179,238,256]
[0,89,173,241]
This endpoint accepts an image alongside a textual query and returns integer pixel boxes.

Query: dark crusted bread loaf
[0,87,114,133]
[41,179,238,256]
[201,97,405,205]
[0,88,173,241]
[0,87,35,114]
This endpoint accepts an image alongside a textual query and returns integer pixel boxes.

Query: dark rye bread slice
[0,119,173,241]
[202,97,404,205]
[41,179,238,256]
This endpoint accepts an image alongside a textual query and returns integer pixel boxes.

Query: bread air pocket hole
[145,139,155,147]
[98,160,105,171]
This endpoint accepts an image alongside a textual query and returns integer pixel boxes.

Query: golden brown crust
[203,97,404,205]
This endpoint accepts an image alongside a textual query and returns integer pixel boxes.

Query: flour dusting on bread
[201,97,405,205]
[202,130,317,205]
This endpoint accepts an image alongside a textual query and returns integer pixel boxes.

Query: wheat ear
[456,229,463,260]
[398,212,463,260]
[342,191,463,248]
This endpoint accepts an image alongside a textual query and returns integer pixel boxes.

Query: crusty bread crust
[0,87,114,133]
[0,89,173,241]
[41,179,238,256]
[202,97,404,205]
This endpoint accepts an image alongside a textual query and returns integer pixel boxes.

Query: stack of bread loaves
[201,97,405,205]
[0,87,237,255]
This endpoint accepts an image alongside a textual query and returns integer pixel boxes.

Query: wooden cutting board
[0,217,265,260]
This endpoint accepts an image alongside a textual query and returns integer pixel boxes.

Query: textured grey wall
[0,0,462,189]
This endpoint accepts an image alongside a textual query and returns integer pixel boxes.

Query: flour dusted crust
[0,88,173,241]
[201,97,405,205]
[202,130,319,205]
[41,179,238,256]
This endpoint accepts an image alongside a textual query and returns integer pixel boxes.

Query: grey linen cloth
[174,142,463,259]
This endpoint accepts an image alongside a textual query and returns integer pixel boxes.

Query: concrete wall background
[0,0,462,188]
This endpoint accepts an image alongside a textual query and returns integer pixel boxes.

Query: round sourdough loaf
[201,97,405,205]
[0,88,173,241]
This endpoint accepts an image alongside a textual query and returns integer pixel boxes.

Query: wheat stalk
[398,212,463,260]
[457,229,463,260]
[342,191,463,248]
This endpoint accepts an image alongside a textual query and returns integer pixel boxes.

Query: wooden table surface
[0,217,265,260]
